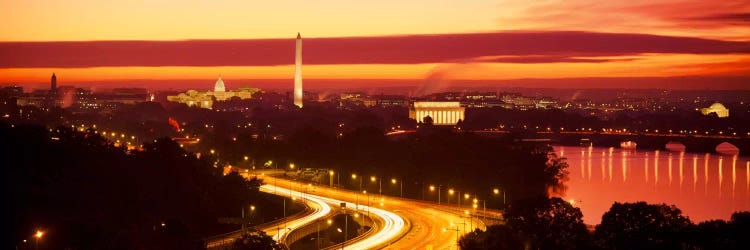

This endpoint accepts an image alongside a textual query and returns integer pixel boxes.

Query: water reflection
[693,155,698,193]
[679,152,685,190]
[719,156,723,197]
[558,146,750,224]
[668,153,673,186]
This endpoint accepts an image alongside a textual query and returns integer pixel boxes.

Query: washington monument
[294,32,303,108]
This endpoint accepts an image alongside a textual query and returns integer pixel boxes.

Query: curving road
[262,176,407,249]
[259,184,332,243]
[260,174,488,250]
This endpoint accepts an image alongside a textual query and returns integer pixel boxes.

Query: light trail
[259,185,332,242]
[261,183,406,249]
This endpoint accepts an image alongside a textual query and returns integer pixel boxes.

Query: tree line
[460,197,750,250]
[3,122,265,249]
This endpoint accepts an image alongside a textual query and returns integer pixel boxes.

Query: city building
[294,32,303,108]
[15,73,61,108]
[700,102,729,118]
[409,101,465,125]
[166,77,261,109]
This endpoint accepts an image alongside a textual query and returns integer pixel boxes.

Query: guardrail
[321,212,380,250]
[204,195,315,249]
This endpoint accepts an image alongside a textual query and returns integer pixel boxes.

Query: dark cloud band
[0,31,748,68]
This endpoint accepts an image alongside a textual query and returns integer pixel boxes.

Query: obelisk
[294,32,303,108]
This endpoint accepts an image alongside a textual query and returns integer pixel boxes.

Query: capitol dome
[214,77,226,92]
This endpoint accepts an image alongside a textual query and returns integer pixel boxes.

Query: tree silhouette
[595,202,692,249]
[230,229,281,250]
[503,196,591,250]
[459,225,524,250]
[422,115,434,126]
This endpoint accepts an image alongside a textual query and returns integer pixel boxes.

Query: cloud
[685,12,750,23]
[496,1,750,40]
[474,55,639,64]
[0,31,748,68]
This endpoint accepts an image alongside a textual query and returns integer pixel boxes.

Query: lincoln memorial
[409,101,465,125]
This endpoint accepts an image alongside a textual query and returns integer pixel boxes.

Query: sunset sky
[1,0,748,91]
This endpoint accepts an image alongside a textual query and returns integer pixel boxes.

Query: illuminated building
[294,32,303,108]
[167,77,261,109]
[700,102,729,118]
[409,101,465,125]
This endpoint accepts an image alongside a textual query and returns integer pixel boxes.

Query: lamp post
[430,185,442,205]
[317,218,333,249]
[329,170,335,187]
[370,176,382,198]
[363,190,371,228]
[472,198,487,227]
[391,178,403,197]
[442,227,460,250]
[352,174,362,210]
[34,230,43,250]
[448,188,455,205]
[493,187,506,208]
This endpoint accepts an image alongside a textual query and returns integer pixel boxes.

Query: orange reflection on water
[705,153,710,195]
[733,155,737,198]
[601,151,606,181]
[645,153,650,183]
[719,156,723,197]
[669,153,673,186]
[588,146,593,181]
[581,150,586,178]
[622,151,628,182]
[679,152,685,190]
[655,150,660,186]
[693,156,698,192]
[608,147,614,182]
[559,146,750,225]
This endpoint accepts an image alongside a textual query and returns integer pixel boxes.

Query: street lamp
[473,197,487,226]
[34,230,44,250]
[443,226,461,249]
[430,185,442,205]
[370,176,382,198]
[391,178,403,197]
[329,170,335,187]
[448,188,455,205]
[352,174,363,210]
[493,187,506,207]
[316,219,333,249]
[463,210,474,234]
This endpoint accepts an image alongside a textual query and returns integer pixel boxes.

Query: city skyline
[0,1,749,90]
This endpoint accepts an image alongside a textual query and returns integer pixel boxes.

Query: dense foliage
[3,123,262,249]
[229,229,281,250]
[595,202,692,249]
[461,199,750,250]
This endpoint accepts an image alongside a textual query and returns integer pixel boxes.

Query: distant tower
[47,73,58,108]
[50,73,57,92]
[294,32,303,108]
[214,77,226,92]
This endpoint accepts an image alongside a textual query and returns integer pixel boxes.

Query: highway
[262,175,407,249]
[259,184,332,243]
[205,183,332,249]
[260,174,487,250]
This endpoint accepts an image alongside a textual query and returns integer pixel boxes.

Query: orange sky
[1,0,748,90]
